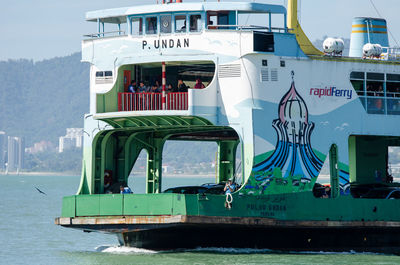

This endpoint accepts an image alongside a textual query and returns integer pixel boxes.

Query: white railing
[381,47,400,61]
[206,25,287,33]
[84,31,126,39]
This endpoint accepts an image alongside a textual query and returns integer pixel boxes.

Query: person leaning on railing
[138,81,148,93]
[128,80,137,93]
[194,78,205,89]
[177,79,188,92]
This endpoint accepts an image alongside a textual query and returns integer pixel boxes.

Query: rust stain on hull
[55,215,400,228]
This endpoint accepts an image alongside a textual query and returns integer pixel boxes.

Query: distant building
[0,132,6,170]
[59,128,83,153]
[26,141,55,154]
[7,136,24,172]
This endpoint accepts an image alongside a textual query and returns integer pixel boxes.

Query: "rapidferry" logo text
[310,87,352,99]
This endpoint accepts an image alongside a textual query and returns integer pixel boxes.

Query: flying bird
[35,187,47,195]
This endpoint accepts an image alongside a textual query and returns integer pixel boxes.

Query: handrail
[207,24,287,33]
[84,30,126,38]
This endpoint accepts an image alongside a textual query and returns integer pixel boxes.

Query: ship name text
[142,38,190,50]
[309,87,352,99]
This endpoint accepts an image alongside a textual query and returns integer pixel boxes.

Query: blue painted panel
[273,33,307,58]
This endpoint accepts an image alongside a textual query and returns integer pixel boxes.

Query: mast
[287,0,323,55]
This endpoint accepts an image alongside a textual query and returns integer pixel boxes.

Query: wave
[189,247,275,254]
[95,245,158,254]
[186,248,389,256]
[95,245,390,256]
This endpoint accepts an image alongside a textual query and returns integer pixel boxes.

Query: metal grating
[261,69,269,82]
[218,64,241,78]
[271,68,278,81]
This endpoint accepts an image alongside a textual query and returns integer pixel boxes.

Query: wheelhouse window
[160,15,172,34]
[175,15,187,33]
[131,17,143,35]
[146,17,158,34]
[207,12,229,29]
[190,14,202,32]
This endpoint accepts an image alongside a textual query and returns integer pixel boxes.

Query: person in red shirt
[194,78,205,89]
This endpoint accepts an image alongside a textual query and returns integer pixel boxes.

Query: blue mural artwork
[244,72,350,195]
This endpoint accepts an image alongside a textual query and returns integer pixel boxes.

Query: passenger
[155,80,162,92]
[386,173,394,183]
[120,184,133,194]
[177,79,188,92]
[322,185,331,198]
[208,20,216,30]
[180,21,187,32]
[224,179,236,195]
[375,86,383,110]
[128,80,137,93]
[138,81,148,93]
[104,171,113,193]
[150,84,158,93]
[166,83,174,93]
[194,78,206,89]
[366,85,374,97]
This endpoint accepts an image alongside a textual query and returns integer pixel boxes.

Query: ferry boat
[56,0,400,253]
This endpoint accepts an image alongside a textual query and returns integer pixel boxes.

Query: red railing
[166,92,188,110]
[118,92,188,111]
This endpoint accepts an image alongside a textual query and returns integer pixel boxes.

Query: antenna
[369,0,399,47]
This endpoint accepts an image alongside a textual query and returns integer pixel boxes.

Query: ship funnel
[349,17,389,57]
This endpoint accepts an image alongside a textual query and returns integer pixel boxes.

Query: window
[95,71,113,84]
[387,75,400,115]
[207,12,229,30]
[175,15,186,33]
[208,14,217,29]
[190,14,202,32]
[350,72,365,97]
[131,18,143,35]
[146,17,158,34]
[366,73,384,114]
[160,15,172,34]
[218,13,229,29]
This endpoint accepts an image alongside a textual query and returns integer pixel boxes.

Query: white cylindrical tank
[323,38,336,53]
[335,39,345,53]
[323,38,344,54]
[363,43,382,57]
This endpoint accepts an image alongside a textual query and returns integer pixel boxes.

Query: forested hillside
[0,53,89,146]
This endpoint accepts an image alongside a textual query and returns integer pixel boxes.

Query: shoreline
[0,171,216,178]
[0,171,78,176]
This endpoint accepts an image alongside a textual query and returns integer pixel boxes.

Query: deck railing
[83,31,126,39]
[118,92,188,111]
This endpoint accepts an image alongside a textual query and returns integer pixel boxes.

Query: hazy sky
[0,0,399,61]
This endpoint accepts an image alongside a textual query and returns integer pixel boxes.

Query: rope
[225,193,233,209]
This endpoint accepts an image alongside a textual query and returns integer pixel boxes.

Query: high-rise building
[59,128,83,153]
[0,132,6,170]
[7,136,24,172]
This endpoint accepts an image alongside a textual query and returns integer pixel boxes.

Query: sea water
[1,174,400,265]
